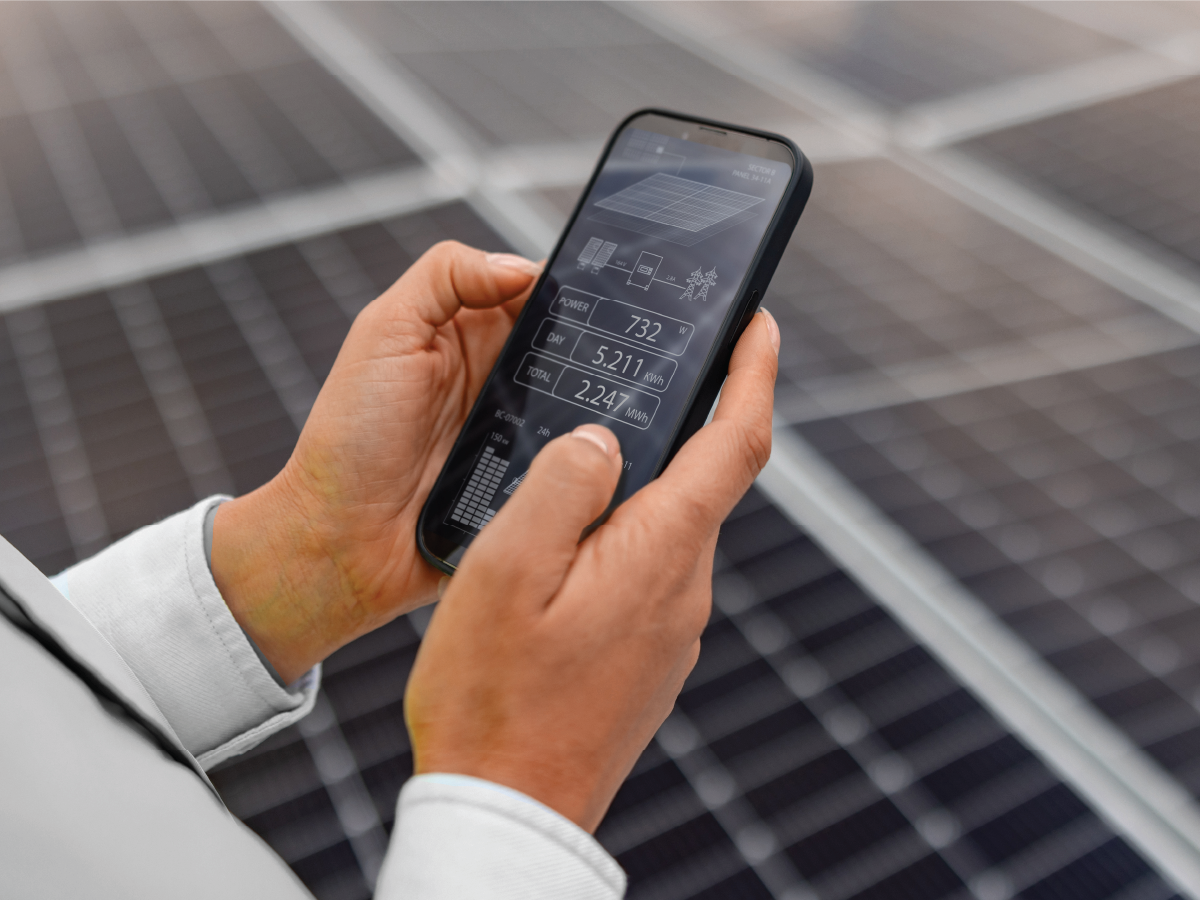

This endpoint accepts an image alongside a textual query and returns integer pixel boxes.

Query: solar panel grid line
[757,429,1200,893]
[806,618,920,686]
[268,0,568,258]
[264,1,475,165]
[258,811,350,869]
[816,367,1200,696]
[899,148,1200,338]
[628,1,1198,156]
[895,42,1200,151]
[0,162,24,260]
[624,845,748,900]
[107,281,234,498]
[319,653,415,734]
[214,740,325,820]
[4,304,109,559]
[162,79,303,200]
[617,2,890,156]
[0,19,125,246]
[1114,877,1188,900]
[45,8,245,221]
[998,815,1115,898]
[894,713,1010,789]
[595,783,707,858]
[116,14,306,195]
[0,164,460,315]
[0,0,420,276]
[763,769,880,849]
[962,74,1200,264]
[850,662,963,727]
[92,85,217,222]
[656,710,816,900]
[707,565,1010,900]
[770,211,1162,390]
[720,721,834,798]
[814,830,950,900]
[293,234,382,323]
[298,693,389,889]
[777,316,1200,426]
[205,256,320,431]
[949,759,1060,832]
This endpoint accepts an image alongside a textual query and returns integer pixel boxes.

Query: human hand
[405,309,780,831]
[211,242,542,683]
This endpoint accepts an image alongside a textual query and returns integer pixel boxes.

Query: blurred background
[3,2,1200,899]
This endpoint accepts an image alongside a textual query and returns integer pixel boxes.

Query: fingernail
[486,252,542,277]
[760,308,780,355]
[437,575,451,600]
[571,424,617,458]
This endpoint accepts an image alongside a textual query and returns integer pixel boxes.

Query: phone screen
[422,112,794,566]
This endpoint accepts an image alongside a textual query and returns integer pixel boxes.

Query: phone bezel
[418,108,813,573]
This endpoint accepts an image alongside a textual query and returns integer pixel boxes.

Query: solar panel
[694,1,1132,109]
[794,350,1200,797]
[763,155,1200,803]
[334,1,815,147]
[0,1,417,264]
[967,76,1200,274]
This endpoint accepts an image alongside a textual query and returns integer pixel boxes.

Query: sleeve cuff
[54,496,320,768]
[376,774,626,900]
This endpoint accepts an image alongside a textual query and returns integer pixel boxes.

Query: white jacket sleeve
[381,775,627,900]
[50,496,319,768]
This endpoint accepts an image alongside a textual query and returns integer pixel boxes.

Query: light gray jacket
[0,497,625,899]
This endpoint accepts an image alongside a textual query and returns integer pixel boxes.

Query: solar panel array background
[0,1,416,263]
[2,3,1200,900]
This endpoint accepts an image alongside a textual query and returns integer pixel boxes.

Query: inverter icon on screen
[627,251,663,290]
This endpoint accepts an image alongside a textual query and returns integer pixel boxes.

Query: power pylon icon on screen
[681,266,717,301]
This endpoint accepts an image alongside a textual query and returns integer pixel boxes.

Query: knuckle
[719,419,771,484]
[423,239,466,264]
[740,418,773,474]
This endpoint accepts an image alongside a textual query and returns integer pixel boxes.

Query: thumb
[449,425,622,613]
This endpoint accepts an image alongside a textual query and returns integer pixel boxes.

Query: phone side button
[730,290,760,347]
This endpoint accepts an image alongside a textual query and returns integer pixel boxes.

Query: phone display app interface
[425,121,792,555]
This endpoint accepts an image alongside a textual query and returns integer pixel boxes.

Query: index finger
[369,241,542,343]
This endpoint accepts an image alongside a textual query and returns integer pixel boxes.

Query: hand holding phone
[419,109,811,571]
[210,245,543,682]
[403,310,780,833]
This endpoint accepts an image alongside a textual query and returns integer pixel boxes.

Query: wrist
[210,474,347,683]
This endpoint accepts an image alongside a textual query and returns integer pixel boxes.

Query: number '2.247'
[573,379,630,412]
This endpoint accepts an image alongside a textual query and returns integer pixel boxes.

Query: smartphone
[418,109,812,573]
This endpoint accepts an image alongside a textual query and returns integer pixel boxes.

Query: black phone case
[418,108,813,574]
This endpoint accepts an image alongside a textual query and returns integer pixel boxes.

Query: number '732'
[625,315,661,342]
